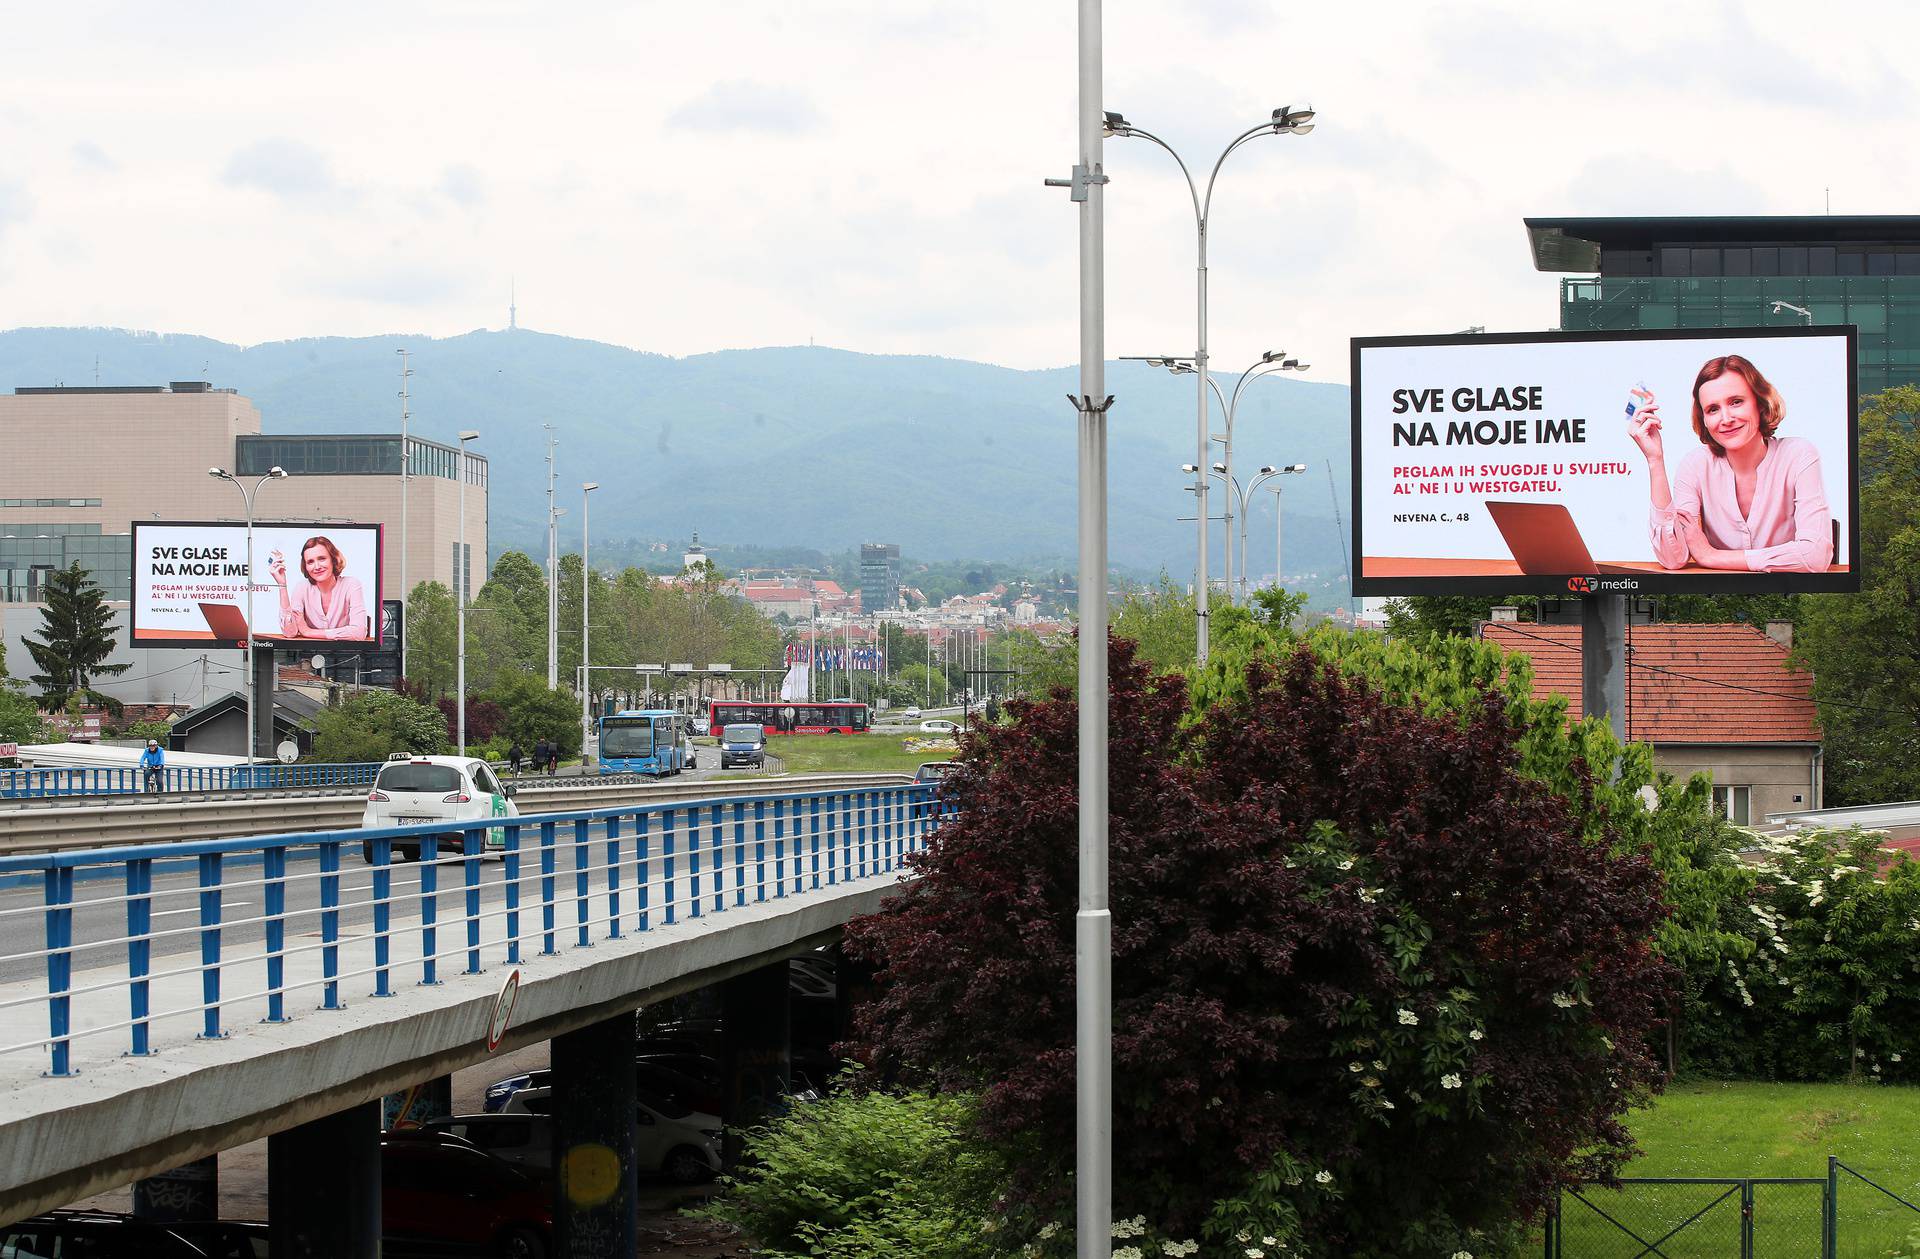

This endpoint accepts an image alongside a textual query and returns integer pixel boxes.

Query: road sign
[486,968,521,1052]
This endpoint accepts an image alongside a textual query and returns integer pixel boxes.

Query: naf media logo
[1566,575,1641,594]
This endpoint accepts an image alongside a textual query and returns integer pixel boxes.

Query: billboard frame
[1348,324,1860,598]
[127,519,386,648]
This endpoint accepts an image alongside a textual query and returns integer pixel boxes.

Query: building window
[1712,784,1752,826]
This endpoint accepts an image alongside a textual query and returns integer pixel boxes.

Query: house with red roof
[1478,619,1822,826]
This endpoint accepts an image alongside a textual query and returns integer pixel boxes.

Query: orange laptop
[198,602,273,644]
[1484,501,1642,575]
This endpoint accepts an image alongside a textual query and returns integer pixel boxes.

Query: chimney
[1763,620,1793,648]
[1490,605,1521,622]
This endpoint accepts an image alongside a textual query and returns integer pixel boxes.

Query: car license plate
[394,815,433,824]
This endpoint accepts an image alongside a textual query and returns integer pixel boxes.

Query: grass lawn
[1557,1081,1920,1257]
[761,733,953,778]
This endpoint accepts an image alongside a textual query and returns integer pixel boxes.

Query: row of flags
[782,643,882,671]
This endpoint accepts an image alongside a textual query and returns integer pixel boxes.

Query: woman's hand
[284,612,313,637]
[1627,394,1665,462]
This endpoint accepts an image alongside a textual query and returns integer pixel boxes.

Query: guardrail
[0,762,384,799]
[0,782,951,1077]
[0,771,911,856]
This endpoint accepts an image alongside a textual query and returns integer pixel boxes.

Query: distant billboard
[131,522,384,646]
[1350,326,1859,596]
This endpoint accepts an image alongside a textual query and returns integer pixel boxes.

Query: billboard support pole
[1580,595,1628,744]
[251,645,275,770]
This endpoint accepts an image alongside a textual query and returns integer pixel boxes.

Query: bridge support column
[132,1155,218,1223]
[382,1073,453,1128]
[269,1101,380,1259]
[552,1014,638,1259]
[722,960,791,1166]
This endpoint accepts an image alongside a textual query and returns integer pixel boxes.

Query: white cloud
[221,138,349,207]
[0,0,1914,374]
[665,81,824,135]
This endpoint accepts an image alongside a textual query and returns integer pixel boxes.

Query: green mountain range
[0,326,1354,587]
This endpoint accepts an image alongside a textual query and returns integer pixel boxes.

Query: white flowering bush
[1707,826,1920,1081]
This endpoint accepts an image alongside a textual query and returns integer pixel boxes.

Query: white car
[902,706,923,720]
[919,719,959,734]
[503,1085,722,1183]
[360,754,520,863]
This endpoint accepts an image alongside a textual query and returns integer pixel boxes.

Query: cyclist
[139,739,167,793]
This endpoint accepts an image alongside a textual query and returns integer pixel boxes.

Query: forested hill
[0,326,1354,583]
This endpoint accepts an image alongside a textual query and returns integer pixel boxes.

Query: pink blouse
[282,575,370,639]
[1649,436,1832,572]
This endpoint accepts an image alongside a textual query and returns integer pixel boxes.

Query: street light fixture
[580,481,600,751]
[208,464,289,768]
[1107,104,1314,663]
[1186,460,1308,603]
[455,431,480,755]
[1135,352,1310,603]
[1771,300,1814,325]
[1247,463,1310,601]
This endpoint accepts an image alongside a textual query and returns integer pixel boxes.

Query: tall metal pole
[1270,483,1285,592]
[581,482,598,750]
[397,349,411,680]
[544,425,558,688]
[211,469,285,764]
[456,431,479,756]
[1055,1,1112,1247]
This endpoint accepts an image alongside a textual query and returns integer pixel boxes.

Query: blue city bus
[597,709,688,776]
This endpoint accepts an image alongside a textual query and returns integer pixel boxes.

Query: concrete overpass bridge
[0,775,940,1256]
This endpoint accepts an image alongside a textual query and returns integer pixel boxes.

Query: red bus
[709,700,869,735]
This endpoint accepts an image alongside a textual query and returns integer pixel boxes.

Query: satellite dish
[275,740,298,764]
[311,655,326,671]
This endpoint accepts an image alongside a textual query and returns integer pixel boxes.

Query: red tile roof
[1478,622,1818,744]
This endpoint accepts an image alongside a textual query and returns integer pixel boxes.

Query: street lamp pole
[1105,103,1314,660]
[1130,351,1308,604]
[455,431,480,754]
[396,349,411,680]
[1244,463,1308,598]
[581,482,599,750]
[543,425,559,689]
[208,465,288,765]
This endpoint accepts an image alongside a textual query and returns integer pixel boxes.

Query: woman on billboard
[270,535,371,639]
[1627,354,1833,571]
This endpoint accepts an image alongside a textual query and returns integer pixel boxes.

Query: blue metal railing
[0,782,950,1077]
[0,762,384,799]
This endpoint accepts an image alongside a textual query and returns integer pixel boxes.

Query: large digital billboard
[131,522,384,645]
[1350,326,1858,596]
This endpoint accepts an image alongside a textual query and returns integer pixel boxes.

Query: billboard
[131,522,384,645]
[1350,326,1858,596]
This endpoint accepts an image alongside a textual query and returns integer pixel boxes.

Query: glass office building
[1527,216,1920,395]
[236,434,485,487]
[0,524,132,602]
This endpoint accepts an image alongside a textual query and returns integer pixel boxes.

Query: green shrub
[309,690,449,762]
[697,1084,1011,1259]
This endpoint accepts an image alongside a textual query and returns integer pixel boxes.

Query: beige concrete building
[1,383,487,704]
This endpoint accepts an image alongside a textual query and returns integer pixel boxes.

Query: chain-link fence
[1546,1159,1920,1257]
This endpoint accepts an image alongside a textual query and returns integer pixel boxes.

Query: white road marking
[152,902,254,918]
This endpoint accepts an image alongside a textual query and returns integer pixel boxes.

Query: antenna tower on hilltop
[509,279,517,331]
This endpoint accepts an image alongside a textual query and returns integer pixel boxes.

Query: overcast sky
[2,0,1915,382]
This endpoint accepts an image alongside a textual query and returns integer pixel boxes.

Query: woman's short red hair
[1691,355,1785,456]
[300,535,346,577]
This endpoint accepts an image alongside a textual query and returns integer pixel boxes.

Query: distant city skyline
[2,2,1914,382]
